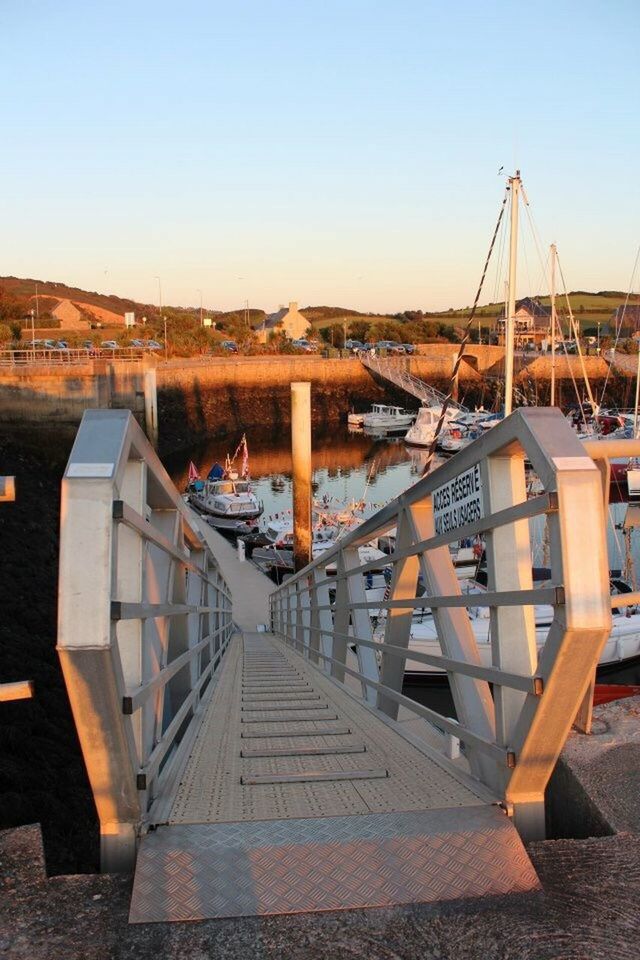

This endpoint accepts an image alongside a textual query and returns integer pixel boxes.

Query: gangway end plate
[130,805,540,923]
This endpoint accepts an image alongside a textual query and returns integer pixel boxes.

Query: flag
[188,461,200,483]
[241,435,249,479]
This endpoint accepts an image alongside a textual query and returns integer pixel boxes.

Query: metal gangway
[360,352,468,410]
[57,406,629,924]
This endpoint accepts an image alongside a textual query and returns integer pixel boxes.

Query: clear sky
[1,0,638,313]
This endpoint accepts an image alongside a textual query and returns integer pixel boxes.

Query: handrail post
[57,410,233,872]
[377,505,425,719]
[481,450,537,755]
[331,553,350,683]
[343,545,378,704]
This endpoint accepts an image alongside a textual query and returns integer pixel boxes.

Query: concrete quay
[2,822,639,960]
[548,695,640,839]
[3,696,640,958]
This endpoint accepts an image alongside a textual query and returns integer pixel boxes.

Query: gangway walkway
[129,631,539,922]
[360,353,468,411]
[57,407,625,926]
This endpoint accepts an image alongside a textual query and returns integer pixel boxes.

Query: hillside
[428,291,629,325]
[0,275,632,333]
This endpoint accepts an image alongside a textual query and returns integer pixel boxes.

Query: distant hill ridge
[0,275,632,328]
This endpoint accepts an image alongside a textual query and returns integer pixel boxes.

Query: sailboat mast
[634,347,640,438]
[550,243,557,406]
[504,171,520,417]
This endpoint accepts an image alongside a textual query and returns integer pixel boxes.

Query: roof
[259,307,288,331]
[611,304,640,326]
[515,297,551,318]
[498,297,551,324]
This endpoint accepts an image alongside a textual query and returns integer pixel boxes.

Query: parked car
[291,338,316,352]
[144,340,162,350]
[345,339,364,351]
[56,341,69,350]
[130,339,144,348]
[402,343,415,355]
[101,340,119,349]
[376,340,405,354]
[221,340,238,352]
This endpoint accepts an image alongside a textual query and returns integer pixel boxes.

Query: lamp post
[30,309,35,358]
[597,321,601,355]
[154,276,167,361]
[197,289,203,326]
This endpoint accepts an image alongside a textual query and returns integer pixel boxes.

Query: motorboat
[362,404,416,431]
[404,404,457,447]
[384,575,640,683]
[186,437,263,532]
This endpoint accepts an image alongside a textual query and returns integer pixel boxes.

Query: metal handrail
[270,407,613,840]
[57,409,233,872]
[0,347,148,366]
[361,354,468,411]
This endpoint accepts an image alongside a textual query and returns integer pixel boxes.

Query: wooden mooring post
[291,381,312,572]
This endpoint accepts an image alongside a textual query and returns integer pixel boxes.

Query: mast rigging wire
[422,186,509,476]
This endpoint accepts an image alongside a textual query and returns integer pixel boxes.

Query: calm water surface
[163,423,640,690]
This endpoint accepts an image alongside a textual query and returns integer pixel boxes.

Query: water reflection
[164,424,425,520]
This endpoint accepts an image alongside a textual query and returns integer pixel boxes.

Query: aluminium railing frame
[360,353,468,411]
[57,409,233,872]
[271,407,612,840]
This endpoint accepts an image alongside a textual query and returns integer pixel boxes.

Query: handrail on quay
[270,407,617,841]
[0,347,148,366]
[57,409,233,872]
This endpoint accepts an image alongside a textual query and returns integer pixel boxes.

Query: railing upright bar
[57,409,233,873]
[343,545,378,704]
[331,553,350,683]
[481,451,538,754]
[377,505,424,719]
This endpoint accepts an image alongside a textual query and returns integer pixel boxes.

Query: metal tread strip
[240,713,339,724]
[241,702,328,713]
[240,744,366,758]
[241,693,320,702]
[240,725,351,739]
[240,768,388,785]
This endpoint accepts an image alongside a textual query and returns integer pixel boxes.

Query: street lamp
[197,289,203,326]
[154,276,167,361]
[597,321,601,355]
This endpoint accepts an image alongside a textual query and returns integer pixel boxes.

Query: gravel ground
[2,824,639,960]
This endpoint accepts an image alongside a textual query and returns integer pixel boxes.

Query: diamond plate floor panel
[130,806,540,923]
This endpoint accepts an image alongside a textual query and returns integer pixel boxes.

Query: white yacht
[362,404,416,431]
[404,405,457,447]
[189,476,263,531]
[384,577,640,682]
[186,438,263,532]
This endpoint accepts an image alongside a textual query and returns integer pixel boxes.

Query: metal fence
[270,407,613,840]
[57,409,233,871]
[0,347,148,366]
[360,353,468,410]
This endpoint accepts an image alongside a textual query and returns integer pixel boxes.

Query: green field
[428,291,628,327]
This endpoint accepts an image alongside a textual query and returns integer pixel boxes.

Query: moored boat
[186,436,264,532]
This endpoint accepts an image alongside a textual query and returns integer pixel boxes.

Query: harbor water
[164,423,640,700]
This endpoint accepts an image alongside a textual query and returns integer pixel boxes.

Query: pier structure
[360,352,468,410]
[56,406,632,923]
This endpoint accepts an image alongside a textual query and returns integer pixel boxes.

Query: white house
[256,301,309,344]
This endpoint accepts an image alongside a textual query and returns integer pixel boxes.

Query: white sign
[433,463,483,535]
[67,462,114,478]
[124,311,135,327]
